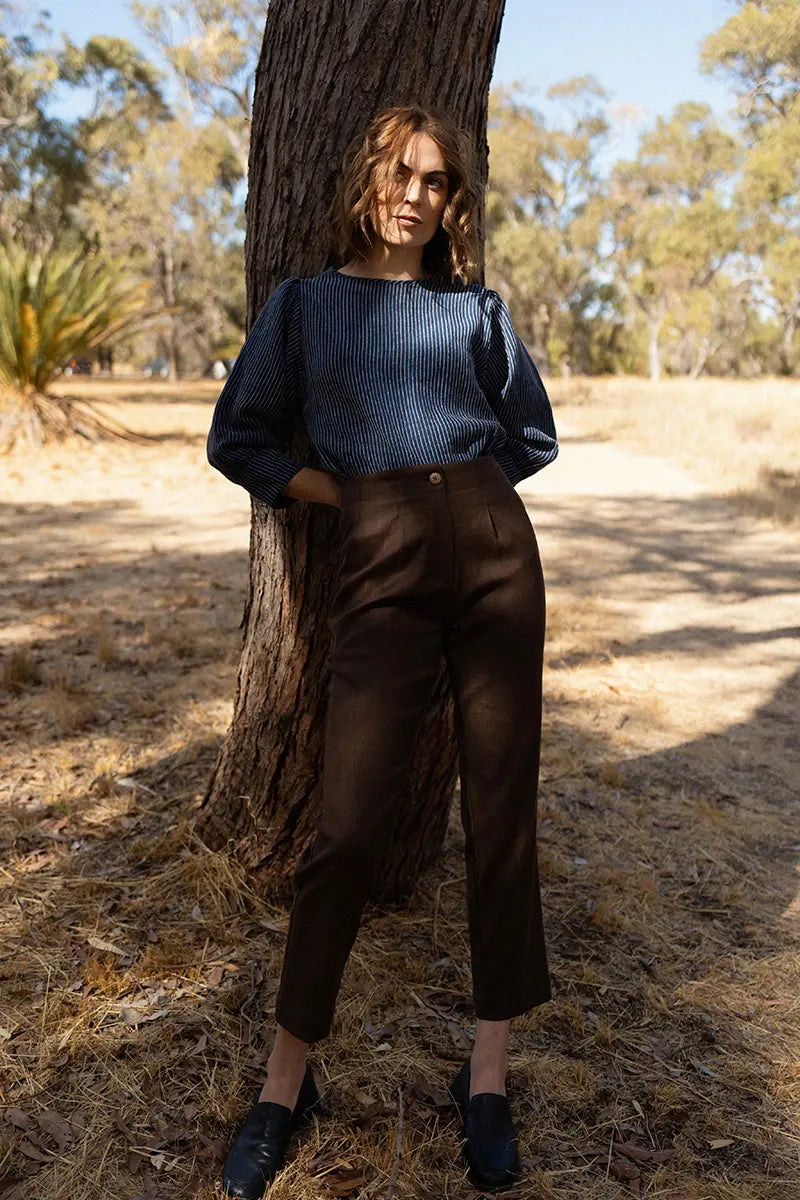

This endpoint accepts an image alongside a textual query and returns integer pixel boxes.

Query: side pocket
[487,504,500,542]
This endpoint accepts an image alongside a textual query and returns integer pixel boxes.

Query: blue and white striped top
[206,266,558,509]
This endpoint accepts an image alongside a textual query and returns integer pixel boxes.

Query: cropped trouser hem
[273,1006,333,1047]
[274,980,555,1046]
[473,982,554,1023]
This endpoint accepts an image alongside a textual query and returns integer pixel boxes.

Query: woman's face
[373,131,449,248]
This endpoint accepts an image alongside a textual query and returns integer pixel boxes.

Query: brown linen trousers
[274,454,552,1044]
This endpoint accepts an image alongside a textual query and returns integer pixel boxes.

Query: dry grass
[1,379,798,1199]
[0,647,43,695]
[548,375,800,528]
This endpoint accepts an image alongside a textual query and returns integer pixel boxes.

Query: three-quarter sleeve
[478,289,559,486]
[206,276,305,510]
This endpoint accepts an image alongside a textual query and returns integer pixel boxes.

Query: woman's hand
[327,474,343,509]
[282,467,343,508]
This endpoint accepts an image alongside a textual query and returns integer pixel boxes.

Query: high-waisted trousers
[274,454,552,1044]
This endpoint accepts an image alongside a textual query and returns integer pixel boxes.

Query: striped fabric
[206,266,558,509]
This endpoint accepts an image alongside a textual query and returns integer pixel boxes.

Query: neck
[345,245,429,281]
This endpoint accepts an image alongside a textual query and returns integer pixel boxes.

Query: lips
[397,215,421,224]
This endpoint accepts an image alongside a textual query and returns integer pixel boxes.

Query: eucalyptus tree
[702,0,800,373]
[485,76,610,374]
[608,101,740,380]
[131,0,267,178]
[0,5,85,248]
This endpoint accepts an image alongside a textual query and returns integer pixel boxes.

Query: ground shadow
[2,478,799,1197]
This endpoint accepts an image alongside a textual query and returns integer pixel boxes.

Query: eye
[393,166,446,188]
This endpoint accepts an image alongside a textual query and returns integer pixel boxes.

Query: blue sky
[41,0,739,167]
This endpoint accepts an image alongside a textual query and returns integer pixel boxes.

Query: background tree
[702,0,800,373]
[608,101,740,379]
[485,77,610,375]
[665,273,754,378]
[131,0,266,177]
[0,4,85,248]
[196,0,507,904]
[1,5,244,377]
[78,113,244,378]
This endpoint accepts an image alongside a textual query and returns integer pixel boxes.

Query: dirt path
[2,392,799,1199]
[522,411,799,793]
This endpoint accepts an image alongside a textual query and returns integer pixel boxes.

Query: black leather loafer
[220,1062,321,1198]
[448,1059,522,1192]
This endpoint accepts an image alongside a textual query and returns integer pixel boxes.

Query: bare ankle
[258,1059,307,1106]
[265,1053,307,1081]
[258,1024,310,1104]
[268,1027,309,1069]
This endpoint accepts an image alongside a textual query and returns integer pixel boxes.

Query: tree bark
[532,301,551,376]
[779,302,798,375]
[195,0,506,906]
[647,314,662,382]
[157,240,180,382]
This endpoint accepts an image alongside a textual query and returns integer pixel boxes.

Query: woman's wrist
[282,467,342,508]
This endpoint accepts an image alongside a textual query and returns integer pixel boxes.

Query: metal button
[429,471,442,484]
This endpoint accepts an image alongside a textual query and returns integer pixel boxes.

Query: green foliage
[700,0,800,130]
[1,7,170,249]
[75,111,246,376]
[0,238,154,393]
[58,34,170,143]
[130,0,266,175]
[608,101,741,378]
[702,0,800,372]
[0,8,87,246]
[486,79,611,373]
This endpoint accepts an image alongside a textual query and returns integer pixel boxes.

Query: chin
[383,224,425,244]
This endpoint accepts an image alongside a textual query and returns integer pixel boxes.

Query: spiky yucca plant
[0,238,161,450]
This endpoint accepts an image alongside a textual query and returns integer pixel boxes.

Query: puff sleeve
[479,289,559,486]
[206,276,305,510]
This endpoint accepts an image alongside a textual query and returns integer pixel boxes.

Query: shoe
[220,1062,321,1198]
[448,1059,521,1193]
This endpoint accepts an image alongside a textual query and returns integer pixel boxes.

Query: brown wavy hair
[327,105,483,285]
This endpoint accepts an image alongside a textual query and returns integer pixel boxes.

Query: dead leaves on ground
[543,1136,677,1197]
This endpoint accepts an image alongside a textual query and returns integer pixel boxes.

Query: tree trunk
[195,0,505,906]
[648,315,662,382]
[689,332,722,380]
[532,301,551,376]
[779,306,798,375]
[158,240,179,382]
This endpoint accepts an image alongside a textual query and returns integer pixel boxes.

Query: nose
[404,176,423,205]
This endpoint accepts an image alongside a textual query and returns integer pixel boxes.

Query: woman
[207,103,559,1198]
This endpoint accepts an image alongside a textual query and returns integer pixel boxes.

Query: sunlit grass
[550,374,800,526]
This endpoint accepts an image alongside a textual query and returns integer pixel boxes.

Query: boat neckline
[327,266,439,284]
